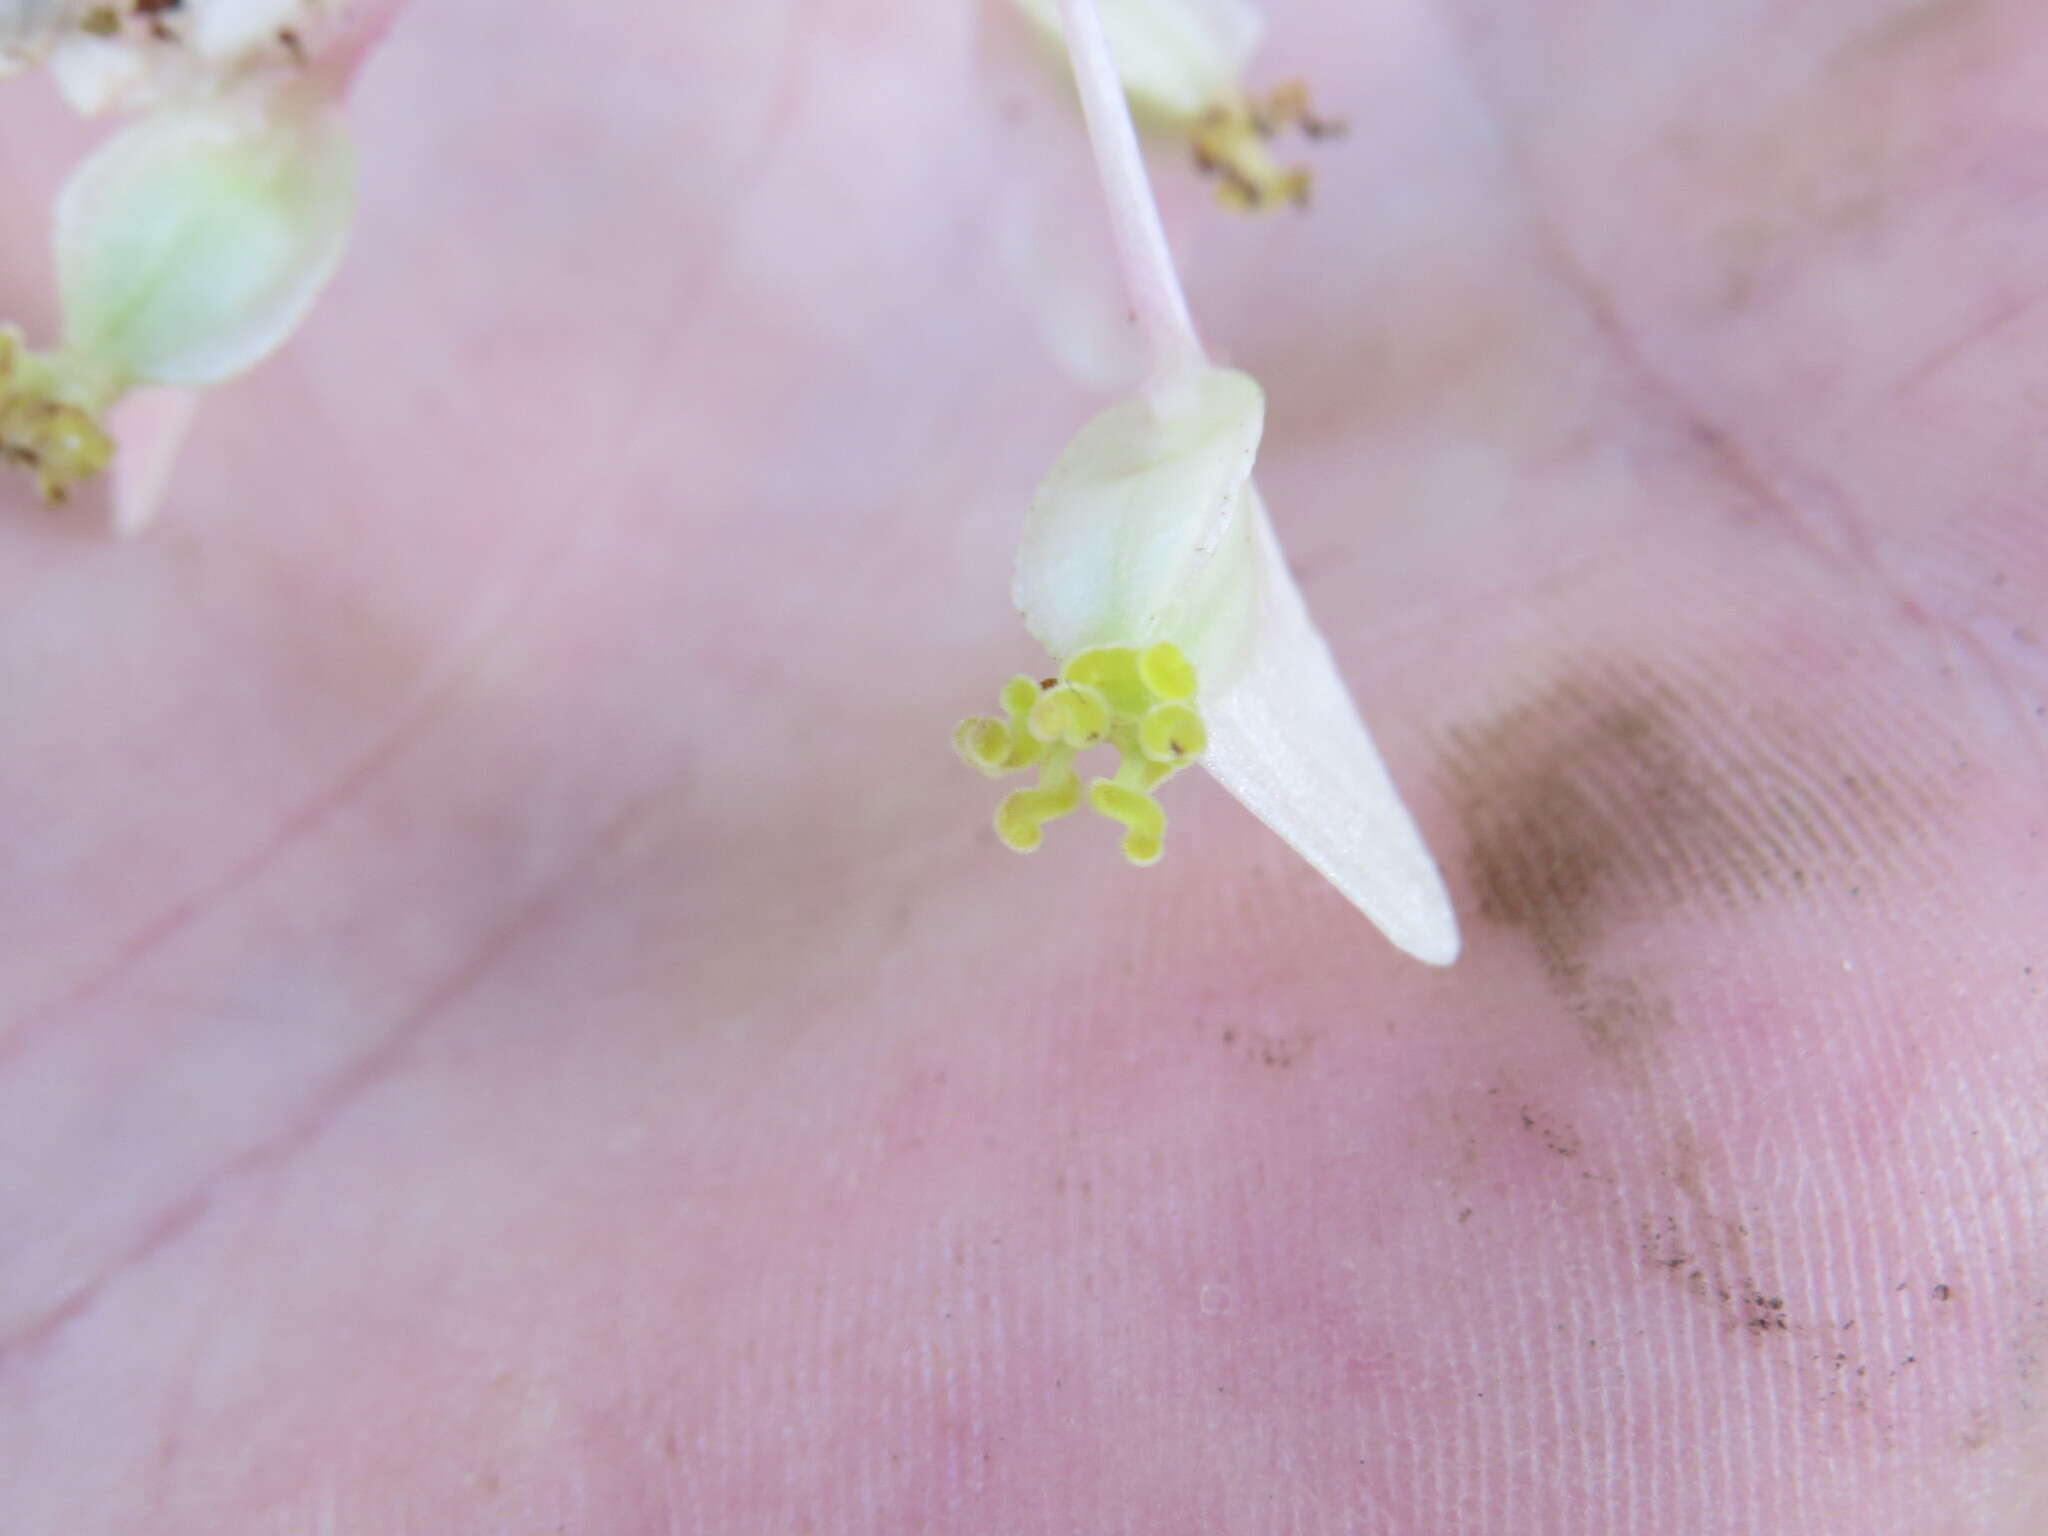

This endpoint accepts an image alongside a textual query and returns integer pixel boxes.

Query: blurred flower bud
[55,73,354,388]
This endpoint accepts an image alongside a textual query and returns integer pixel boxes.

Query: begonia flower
[959,0,1459,964]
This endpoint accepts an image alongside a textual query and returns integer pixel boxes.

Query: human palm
[2,2,2044,1531]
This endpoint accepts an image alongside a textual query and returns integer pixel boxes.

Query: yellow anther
[1137,642,1198,702]
[955,674,1049,776]
[996,750,1081,852]
[959,641,1208,864]
[1189,80,1341,215]
[1088,780,1166,866]
[1062,646,1148,715]
[1138,701,1205,764]
[0,329,116,504]
[955,716,1016,776]
[1028,681,1111,747]
[999,675,1044,716]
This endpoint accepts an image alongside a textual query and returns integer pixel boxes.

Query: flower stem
[1055,0,1206,395]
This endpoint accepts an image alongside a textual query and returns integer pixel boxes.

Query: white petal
[54,77,355,387]
[1201,494,1461,965]
[46,31,147,113]
[1014,365,1263,660]
[105,385,201,536]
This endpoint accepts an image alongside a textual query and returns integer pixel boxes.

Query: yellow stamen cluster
[0,330,113,504]
[1190,79,1343,213]
[955,641,1208,866]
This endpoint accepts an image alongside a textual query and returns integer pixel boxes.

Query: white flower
[957,0,1458,964]
[0,71,354,510]
[1007,0,1342,212]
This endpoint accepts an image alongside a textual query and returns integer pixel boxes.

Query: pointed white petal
[105,385,200,536]
[46,31,144,113]
[1201,495,1461,964]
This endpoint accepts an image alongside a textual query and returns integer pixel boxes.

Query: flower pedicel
[958,0,1460,965]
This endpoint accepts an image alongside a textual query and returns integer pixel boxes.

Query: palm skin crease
[0,0,2044,1531]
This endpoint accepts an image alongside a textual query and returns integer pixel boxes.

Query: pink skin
[1,0,2045,1530]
